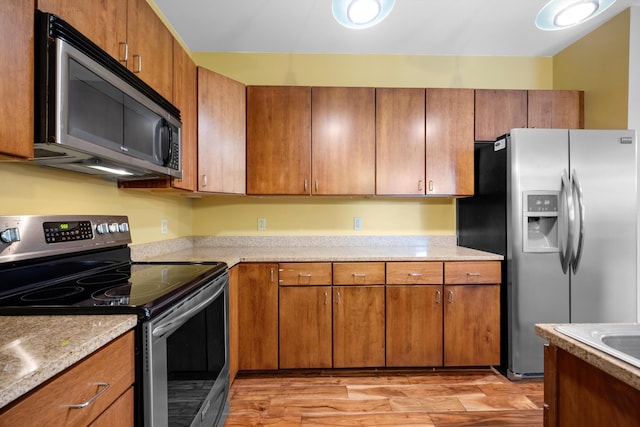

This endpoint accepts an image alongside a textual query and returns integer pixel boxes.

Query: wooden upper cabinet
[425,88,474,196]
[198,67,246,194]
[376,88,426,195]
[0,0,33,159]
[170,41,198,192]
[246,86,312,195]
[126,0,173,101]
[37,0,127,62]
[475,89,528,141]
[528,90,584,129]
[312,87,376,195]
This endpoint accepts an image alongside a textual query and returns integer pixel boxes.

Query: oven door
[142,272,229,427]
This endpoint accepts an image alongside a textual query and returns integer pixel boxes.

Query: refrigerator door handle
[560,170,575,274]
[571,170,585,274]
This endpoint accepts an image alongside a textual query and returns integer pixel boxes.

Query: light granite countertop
[536,323,640,391]
[0,315,137,409]
[131,235,503,265]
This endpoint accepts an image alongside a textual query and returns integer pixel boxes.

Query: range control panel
[0,215,131,263]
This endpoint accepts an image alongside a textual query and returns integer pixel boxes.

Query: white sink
[555,324,640,369]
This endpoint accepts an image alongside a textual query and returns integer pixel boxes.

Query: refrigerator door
[568,129,637,323]
[508,128,571,377]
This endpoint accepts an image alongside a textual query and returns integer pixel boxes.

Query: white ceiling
[153,0,637,57]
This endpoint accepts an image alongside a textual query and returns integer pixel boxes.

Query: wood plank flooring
[224,369,543,426]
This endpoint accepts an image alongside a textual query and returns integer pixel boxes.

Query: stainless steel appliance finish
[34,11,182,180]
[0,215,229,426]
[458,128,638,379]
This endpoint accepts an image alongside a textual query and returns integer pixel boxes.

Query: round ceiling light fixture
[332,0,395,29]
[535,0,616,30]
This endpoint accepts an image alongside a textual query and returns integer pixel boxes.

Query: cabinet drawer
[386,262,443,284]
[444,261,501,284]
[279,262,332,285]
[333,262,385,285]
[0,330,135,427]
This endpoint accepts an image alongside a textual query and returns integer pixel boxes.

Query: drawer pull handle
[408,273,422,277]
[68,382,110,409]
[352,273,366,277]
[467,273,481,276]
[298,273,312,277]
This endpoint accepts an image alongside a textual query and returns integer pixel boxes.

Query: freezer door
[508,128,571,377]
[569,129,637,323]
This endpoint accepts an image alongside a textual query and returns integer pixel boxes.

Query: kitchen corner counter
[0,315,137,409]
[536,323,640,391]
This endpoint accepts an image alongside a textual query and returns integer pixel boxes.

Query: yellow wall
[0,163,192,244]
[553,9,630,129]
[191,54,553,236]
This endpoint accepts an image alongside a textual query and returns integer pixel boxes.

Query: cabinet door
[37,0,127,62]
[0,0,33,159]
[475,89,528,141]
[425,88,474,196]
[246,86,311,195]
[333,286,385,368]
[376,88,426,195]
[170,41,198,191]
[312,87,375,195]
[528,90,584,129]
[444,284,500,366]
[198,67,246,194]
[386,285,443,367]
[126,0,173,101]
[279,286,332,368]
[237,263,279,370]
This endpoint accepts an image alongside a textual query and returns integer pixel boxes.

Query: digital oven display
[43,221,93,243]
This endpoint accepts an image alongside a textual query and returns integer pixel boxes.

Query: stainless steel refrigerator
[457,128,638,379]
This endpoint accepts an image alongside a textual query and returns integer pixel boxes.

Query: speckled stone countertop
[0,315,137,409]
[536,324,640,391]
[131,235,503,265]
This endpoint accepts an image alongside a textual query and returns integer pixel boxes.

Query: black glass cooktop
[0,248,226,319]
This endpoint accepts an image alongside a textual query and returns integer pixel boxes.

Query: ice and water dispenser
[523,191,559,252]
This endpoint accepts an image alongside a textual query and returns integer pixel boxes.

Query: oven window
[166,291,226,426]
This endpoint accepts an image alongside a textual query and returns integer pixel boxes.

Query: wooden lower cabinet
[279,286,332,368]
[544,344,640,427]
[443,283,501,366]
[0,331,135,426]
[443,261,501,367]
[237,263,279,370]
[386,285,443,366]
[236,260,500,371]
[333,285,385,368]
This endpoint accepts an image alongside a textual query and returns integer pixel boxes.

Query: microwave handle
[160,119,173,166]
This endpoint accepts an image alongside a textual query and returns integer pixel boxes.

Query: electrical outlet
[258,217,267,231]
[353,217,362,231]
[161,219,168,235]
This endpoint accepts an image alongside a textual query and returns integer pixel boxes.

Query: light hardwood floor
[224,369,543,426]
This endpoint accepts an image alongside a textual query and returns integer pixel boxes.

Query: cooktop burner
[0,261,226,318]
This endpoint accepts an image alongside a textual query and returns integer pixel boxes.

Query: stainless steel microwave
[33,11,182,180]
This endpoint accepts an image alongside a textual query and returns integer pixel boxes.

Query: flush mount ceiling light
[332,0,395,29]
[536,0,616,30]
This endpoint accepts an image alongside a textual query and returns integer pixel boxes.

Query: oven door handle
[152,283,225,338]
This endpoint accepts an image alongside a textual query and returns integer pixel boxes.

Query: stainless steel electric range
[0,215,230,427]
